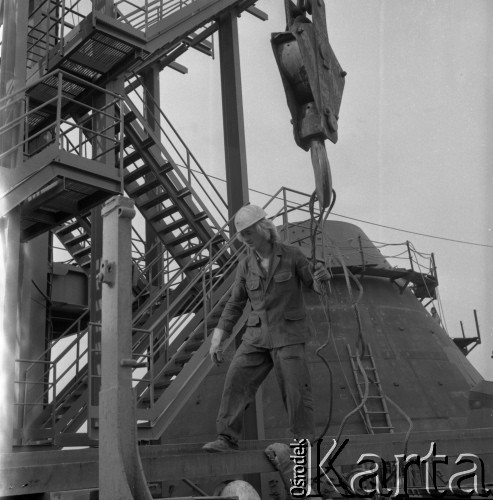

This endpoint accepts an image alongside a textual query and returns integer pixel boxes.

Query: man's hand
[313,262,330,281]
[210,328,226,365]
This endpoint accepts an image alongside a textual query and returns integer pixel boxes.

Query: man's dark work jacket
[217,241,314,349]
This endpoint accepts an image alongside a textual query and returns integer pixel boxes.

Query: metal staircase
[54,214,152,302]
[0,70,124,240]
[53,214,93,271]
[16,190,308,447]
[348,345,394,434]
[15,310,91,444]
[16,228,246,446]
[119,96,228,275]
[27,0,261,85]
[2,0,264,239]
[8,0,270,449]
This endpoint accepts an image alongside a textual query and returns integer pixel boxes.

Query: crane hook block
[271,0,345,149]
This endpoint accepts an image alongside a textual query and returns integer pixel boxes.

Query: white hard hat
[234,204,266,232]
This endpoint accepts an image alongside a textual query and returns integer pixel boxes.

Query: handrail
[130,188,318,333]
[129,191,315,403]
[115,0,193,32]
[0,69,123,111]
[16,309,90,432]
[26,0,88,72]
[124,73,228,225]
[19,310,89,381]
[0,70,124,174]
[121,95,228,235]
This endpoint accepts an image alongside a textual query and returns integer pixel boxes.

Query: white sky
[159,0,493,379]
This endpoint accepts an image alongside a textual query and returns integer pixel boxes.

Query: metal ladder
[348,345,394,434]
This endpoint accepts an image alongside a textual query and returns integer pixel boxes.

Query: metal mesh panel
[61,61,102,81]
[27,106,54,129]
[75,33,133,69]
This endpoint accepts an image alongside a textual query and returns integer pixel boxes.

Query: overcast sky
[158,0,493,379]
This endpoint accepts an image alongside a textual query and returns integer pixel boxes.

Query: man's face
[240,226,267,251]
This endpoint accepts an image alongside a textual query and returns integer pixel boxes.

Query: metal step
[55,219,85,236]
[123,151,151,169]
[174,245,203,259]
[140,191,172,210]
[168,231,196,246]
[72,246,91,258]
[145,204,180,222]
[187,257,212,271]
[128,178,161,198]
[156,217,187,234]
[63,233,90,247]
[133,137,155,155]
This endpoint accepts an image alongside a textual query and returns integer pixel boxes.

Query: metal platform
[44,10,148,84]
[0,147,122,241]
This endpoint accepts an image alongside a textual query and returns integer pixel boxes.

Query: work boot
[202,436,238,453]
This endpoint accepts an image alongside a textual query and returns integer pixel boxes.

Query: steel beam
[218,10,249,224]
[0,0,29,169]
[0,209,21,454]
[146,0,257,53]
[142,64,165,289]
[0,0,29,454]
[246,6,269,21]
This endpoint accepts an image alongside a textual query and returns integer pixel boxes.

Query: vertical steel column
[143,65,165,288]
[88,204,103,439]
[219,10,263,496]
[87,40,119,437]
[218,10,249,228]
[0,0,31,452]
[99,195,152,500]
[0,0,29,168]
[0,209,21,453]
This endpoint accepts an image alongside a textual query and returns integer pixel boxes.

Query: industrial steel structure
[1,1,492,499]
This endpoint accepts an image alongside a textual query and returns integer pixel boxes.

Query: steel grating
[62,32,135,78]
[61,60,102,80]
[27,107,54,129]
[27,76,87,105]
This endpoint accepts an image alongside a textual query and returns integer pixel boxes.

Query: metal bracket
[96,260,116,287]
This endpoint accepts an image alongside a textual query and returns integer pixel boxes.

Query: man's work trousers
[216,342,315,445]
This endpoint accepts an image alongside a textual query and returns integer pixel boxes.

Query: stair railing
[123,79,228,228]
[15,309,90,439]
[131,225,235,333]
[26,0,87,74]
[128,190,321,414]
[131,235,245,413]
[130,186,319,344]
[16,187,319,441]
[0,70,124,168]
[114,0,193,32]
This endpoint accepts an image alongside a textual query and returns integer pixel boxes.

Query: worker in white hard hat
[203,204,330,453]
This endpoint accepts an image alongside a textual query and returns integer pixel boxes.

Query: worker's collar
[252,241,274,260]
[255,251,270,265]
[251,241,281,261]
